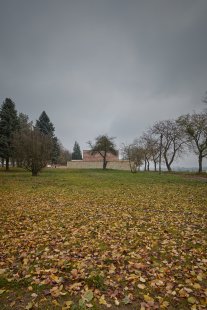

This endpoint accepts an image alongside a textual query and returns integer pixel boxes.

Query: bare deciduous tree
[139,132,160,171]
[151,119,186,171]
[122,142,144,173]
[178,112,207,173]
[14,123,52,176]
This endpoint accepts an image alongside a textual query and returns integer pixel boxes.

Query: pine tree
[51,137,61,165]
[72,141,82,160]
[36,111,59,164]
[0,98,18,170]
[36,111,55,136]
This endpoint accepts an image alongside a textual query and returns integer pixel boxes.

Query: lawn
[0,168,207,309]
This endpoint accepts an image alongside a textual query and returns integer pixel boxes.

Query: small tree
[178,112,207,173]
[72,141,82,160]
[122,143,144,173]
[139,132,160,171]
[0,98,19,170]
[14,122,53,176]
[88,135,118,170]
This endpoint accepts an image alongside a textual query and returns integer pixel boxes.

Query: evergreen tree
[0,98,18,170]
[36,111,59,164]
[72,141,82,160]
[36,111,55,136]
[51,136,61,165]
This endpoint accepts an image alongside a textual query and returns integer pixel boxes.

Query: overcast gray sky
[0,0,207,167]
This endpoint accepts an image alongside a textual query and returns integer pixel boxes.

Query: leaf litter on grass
[0,170,207,309]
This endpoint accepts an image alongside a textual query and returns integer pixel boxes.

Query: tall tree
[14,113,33,167]
[36,111,59,164]
[0,98,18,170]
[178,112,207,173]
[36,111,55,136]
[72,141,82,160]
[151,119,186,171]
[51,136,61,165]
[88,135,117,170]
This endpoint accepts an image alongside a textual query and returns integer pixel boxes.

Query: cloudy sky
[0,0,207,167]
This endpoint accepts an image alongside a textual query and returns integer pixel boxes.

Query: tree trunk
[166,162,172,171]
[6,158,9,171]
[198,154,202,173]
[103,159,107,170]
[32,169,38,176]
[144,158,147,171]
[154,161,157,171]
[1,158,4,167]
[147,160,150,171]
[164,154,172,171]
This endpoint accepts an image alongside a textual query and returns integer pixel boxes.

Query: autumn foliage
[0,169,207,309]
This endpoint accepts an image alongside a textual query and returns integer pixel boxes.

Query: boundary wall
[67,160,130,171]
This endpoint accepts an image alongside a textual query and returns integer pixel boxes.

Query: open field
[0,169,207,309]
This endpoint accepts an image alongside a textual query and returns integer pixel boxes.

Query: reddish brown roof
[83,150,119,162]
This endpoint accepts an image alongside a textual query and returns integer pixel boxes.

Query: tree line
[0,98,71,175]
[1,97,206,175]
[122,111,207,173]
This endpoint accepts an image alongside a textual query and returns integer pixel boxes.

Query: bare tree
[122,142,144,172]
[14,123,52,176]
[178,112,207,173]
[58,141,72,165]
[151,119,186,171]
[88,135,117,170]
[139,132,160,171]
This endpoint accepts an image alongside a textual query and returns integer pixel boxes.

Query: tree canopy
[88,135,117,169]
[36,111,55,136]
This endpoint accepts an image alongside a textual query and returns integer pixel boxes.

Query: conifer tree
[72,141,82,160]
[0,98,18,170]
[36,111,60,164]
[36,111,55,136]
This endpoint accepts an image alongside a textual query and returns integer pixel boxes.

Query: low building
[67,150,130,170]
[82,150,119,162]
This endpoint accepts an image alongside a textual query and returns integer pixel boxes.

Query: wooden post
[159,133,163,174]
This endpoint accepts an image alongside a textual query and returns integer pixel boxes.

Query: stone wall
[67,160,130,171]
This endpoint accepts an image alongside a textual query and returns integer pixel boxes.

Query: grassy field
[0,168,207,309]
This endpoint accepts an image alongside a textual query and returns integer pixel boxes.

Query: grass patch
[0,168,207,309]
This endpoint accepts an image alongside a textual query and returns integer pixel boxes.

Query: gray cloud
[0,0,207,167]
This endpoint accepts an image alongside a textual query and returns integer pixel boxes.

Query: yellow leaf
[0,289,6,295]
[25,302,33,310]
[188,297,196,304]
[99,295,107,305]
[197,274,203,281]
[193,283,201,289]
[0,269,6,274]
[161,301,170,308]
[144,295,154,303]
